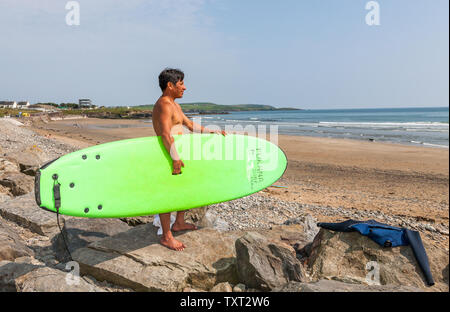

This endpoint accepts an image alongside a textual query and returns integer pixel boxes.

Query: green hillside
[136,102,300,113]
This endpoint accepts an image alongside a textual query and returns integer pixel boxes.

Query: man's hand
[172,159,185,175]
[209,129,227,136]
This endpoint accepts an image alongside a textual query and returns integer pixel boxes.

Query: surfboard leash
[53,178,73,262]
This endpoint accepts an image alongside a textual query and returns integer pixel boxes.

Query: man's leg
[172,210,198,232]
[159,213,185,251]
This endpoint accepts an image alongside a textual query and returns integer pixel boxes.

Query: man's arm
[157,103,184,175]
[182,111,226,136]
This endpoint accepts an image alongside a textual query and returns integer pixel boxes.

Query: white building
[79,99,93,109]
[17,101,30,108]
[0,101,17,108]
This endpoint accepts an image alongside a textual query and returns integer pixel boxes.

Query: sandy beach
[25,117,449,249]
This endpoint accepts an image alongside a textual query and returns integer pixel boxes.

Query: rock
[14,266,105,292]
[13,256,44,266]
[256,224,310,250]
[120,216,154,226]
[443,264,449,285]
[0,158,19,173]
[235,231,307,291]
[233,283,246,292]
[283,215,320,243]
[0,192,64,237]
[185,206,209,227]
[4,146,47,171]
[273,280,423,292]
[72,224,242,291]
[53,217,132,262]
[206,210,230,232]
[0,261,43,291]
[0,192,10,202]
[19,163,39,177]
[184,207,230,232]
[0,172,34,196]
[0,220,34,261]
[183,287,206,292]
[307,229,449,291]
[211,282,233,292]
[1,147,43,177]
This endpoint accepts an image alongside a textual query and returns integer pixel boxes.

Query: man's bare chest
[171,106,184,125]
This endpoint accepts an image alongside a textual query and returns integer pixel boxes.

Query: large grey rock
[273,280,423,292]
[4,146,47,174]
[0,261,43,291]
[0,172,34,196]
[255,224,311,255]
[307,229,449,292]
[72,224,242,291]
[0,192,64,237]
[184,207,230,232]
[283,215,320,243]
[0,220,34,261]
[54,218,131,262]
[14,266,105,292]
[235,231,307,291]
[203,210,230,232]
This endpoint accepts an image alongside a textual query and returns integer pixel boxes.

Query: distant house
[79,99,96,109]
[0,101,17,109]
[17,101,30,108]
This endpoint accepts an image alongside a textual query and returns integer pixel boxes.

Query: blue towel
[317,219,434,286]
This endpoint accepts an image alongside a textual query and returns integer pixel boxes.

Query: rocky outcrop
[14,266,105,292]
[0,221,34,261]
[0,172,34,196]
[0,192,63,238]
[54,217,132,262]
[254,223,315,260]
[283,215,320,243]
[273,280,423,292]
[235,231,307,291]
[72,224,242,291]
[2,146,46,178]
[0,260,44,291]
[306,228,449,291]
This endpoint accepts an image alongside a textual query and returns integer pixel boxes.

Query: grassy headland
[136,102,301,113]
[1,103,300,119]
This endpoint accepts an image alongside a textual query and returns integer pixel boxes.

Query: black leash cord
[53,180,73,261]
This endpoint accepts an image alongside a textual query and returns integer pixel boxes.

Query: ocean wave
[423,143,449,148]
[318,121,449,127]
[410,141,449,148]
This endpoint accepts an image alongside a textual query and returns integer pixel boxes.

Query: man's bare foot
[172,221,198,232]
[160,232,186,251]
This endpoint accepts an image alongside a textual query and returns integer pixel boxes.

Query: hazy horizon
[1,0,448,109]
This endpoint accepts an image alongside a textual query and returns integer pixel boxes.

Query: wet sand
[26,117,449,248]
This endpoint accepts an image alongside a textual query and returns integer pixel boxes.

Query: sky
[0,0,448,109]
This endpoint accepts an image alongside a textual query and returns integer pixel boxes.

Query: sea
[194,107,449,149]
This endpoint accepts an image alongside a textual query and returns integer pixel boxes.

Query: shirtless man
[152,68,226,251]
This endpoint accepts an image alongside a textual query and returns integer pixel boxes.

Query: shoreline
[25,117,449,172]
[21,117,449,249]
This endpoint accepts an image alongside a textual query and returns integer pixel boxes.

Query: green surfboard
[35,134,287,218]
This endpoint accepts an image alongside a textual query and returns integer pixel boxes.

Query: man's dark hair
[159,68,184,92]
